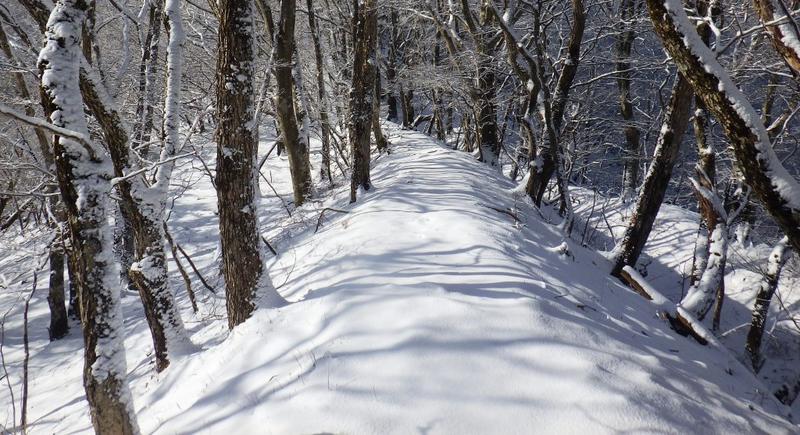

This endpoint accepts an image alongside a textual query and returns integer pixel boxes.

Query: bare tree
[645,0,800,254]
[216,0,282,328]
[349,0,379,202]
[616,0,641,200]
[39,0,138,431]
[273,0,314,206]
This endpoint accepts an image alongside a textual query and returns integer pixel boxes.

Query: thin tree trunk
[617,0,641,200]
[306,0,333,184]
[373,68,388,152]
[47,240,69,340]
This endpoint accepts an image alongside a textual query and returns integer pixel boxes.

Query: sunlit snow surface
[0,125,795,434]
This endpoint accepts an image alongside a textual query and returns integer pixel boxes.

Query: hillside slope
[0,127,795,434]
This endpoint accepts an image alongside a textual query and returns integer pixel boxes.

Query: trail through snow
[0,126,796,434]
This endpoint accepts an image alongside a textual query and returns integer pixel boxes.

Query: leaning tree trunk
[216,0,281,329]
[349,0,379,203]
[645,0,800,255]
[39,1,139,432]
[273,0,313,206]
[753,0,800,76]
[610,74,694,277]
[127,0,191,372]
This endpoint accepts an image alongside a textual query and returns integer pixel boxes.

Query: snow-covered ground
[570,183,800,415]
[0,125,797,433]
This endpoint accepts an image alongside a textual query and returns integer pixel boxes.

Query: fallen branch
[314,208,350,233]
[483,204,520,223]
[619,266,707,345]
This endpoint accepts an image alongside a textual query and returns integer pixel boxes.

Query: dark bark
[216,0,267,328]
[307,0,333,184]
[47,242,69,340]
[745,238,790,371]
[273,0,313,206]
[349,0,378,202]
[646,0,800,255]
[132,0,164,157]
[461,0,499,166]
[753,0,800,76]
[386,10,400,122]
[400,87,414,128]
[617,0,641,199]
[611,74,694,276]
[523,0,584,209]
[373,69,388,152]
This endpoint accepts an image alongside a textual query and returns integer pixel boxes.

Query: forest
[1,0,800,433]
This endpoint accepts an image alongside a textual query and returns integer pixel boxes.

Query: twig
[163,223,197,312]
[175,243,216,294]
[483,204,520,223]
[314,208,350,233]
[259,171,293,217]
[260,236,278,256]
[21,271,37,435]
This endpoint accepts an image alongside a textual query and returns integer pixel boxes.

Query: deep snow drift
[0,126,796,434]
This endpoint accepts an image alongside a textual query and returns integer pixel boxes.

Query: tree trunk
[47,238,69,340]
[273,0,313,206]
[611,74,694,277]
[0,17,69,339]
[373,69,388,152]
[216,0,281,329]
[132,0,164,158]
[400,87,414,128]
[349,0,378,203]
[39,1,139,432]
[306,0,333,184]
[646,0,800,255]
[745,237,790,371]
[617,0,641,200]
[386,10,400,122]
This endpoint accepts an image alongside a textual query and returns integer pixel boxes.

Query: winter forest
[2,0,800,432]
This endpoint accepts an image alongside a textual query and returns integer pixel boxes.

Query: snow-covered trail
[1,126,796,434]
[150,129,792,434]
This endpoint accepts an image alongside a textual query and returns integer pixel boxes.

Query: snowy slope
[1,126,796,434]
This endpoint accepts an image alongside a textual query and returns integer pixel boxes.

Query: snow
[0,125,797,433]
[661,0,800,211]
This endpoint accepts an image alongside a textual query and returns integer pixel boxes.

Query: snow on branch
[0,103,96,159]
